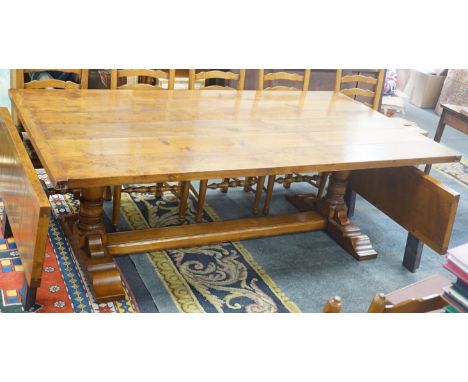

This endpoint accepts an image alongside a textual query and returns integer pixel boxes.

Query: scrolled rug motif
[119,190,299,313]
[434,156,468,187]
[0,172,299,313]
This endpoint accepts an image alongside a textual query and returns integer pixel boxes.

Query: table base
[61,170,377,302]
[60,213,126,303]
[286,193,377,261]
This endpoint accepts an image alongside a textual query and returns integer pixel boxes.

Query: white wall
[0,69,11,110]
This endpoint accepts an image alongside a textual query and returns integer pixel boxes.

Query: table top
[10,89,461,188]
[442,103,468,119]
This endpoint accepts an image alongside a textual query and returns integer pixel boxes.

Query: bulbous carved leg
[316,171,377,261]
[61,186,125,302]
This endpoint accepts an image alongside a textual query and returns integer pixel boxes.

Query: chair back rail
[11,69,88,127]
[188,69,246,90]
[258,69,311,91]
[335,69,385,110]
[110,69,176,90]
[15,69,89,90]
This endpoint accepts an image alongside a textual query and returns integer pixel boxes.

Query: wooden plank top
[442,103,468,120]
[0,108,51,287]
[10,89,461,188]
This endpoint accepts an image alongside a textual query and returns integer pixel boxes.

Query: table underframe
[60,170,377,302]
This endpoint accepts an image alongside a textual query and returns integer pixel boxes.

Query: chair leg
[1,209,13,239]
[244,176,252,192]
[263,175,276,215]
[283,174,292,189]
[317,172,329,199]
[221,178,230,193]
[252,176,265,215]
[112,186,122,230]
[155,182,163,199]
[104,186,113,201]
[178,181,190,225]
[73,189,81,201]
[196,180,208,223]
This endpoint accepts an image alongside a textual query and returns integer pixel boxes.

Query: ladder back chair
[257,70,318,215]
[187,70,263,223]
[188,69,246,90]
[15,69,89,90]
[109,70,186,229]
[257,69,311,91]
[303,70,386,217]
[332,69,386,211]
[12,70,89,168]
[110,69,176,90]
[334,69,426,217]
[335,69,385,111]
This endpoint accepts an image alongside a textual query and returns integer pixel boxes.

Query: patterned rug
[118,191,298,312]
[434,156,468,187]
[0,196,138,313]
[0,174,299,313]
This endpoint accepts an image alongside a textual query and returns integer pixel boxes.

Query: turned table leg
[316,171,377,261]
[62,186,125,302]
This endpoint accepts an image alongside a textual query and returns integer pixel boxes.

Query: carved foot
[60,214,125,303]
[326,219,377,260]
[82,234,125,302]
[317,171,377,261]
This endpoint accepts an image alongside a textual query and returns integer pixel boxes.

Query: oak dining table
[9,89,461,302]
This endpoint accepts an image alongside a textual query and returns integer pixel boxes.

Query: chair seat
[382,95,406,116]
